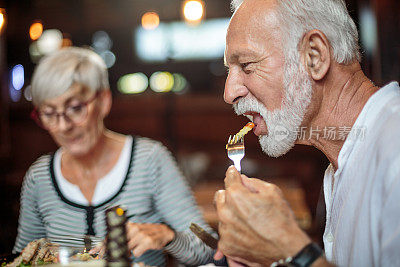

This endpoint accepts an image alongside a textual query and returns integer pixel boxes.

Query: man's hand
[214,166,311,265]
[126,222,175,258]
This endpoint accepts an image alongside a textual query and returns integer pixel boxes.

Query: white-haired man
[214,0,400,266]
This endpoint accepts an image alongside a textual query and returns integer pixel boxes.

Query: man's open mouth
[243,111,265,136]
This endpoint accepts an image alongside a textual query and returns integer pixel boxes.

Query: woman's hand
[126,222,175,258]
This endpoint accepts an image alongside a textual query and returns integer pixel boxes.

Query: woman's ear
[99,89,112,118]
[300,29,331,81]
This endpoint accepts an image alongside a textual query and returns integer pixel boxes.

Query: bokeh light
[183,0,204,23]
[0,9,5,33]
[37,29,62,55]
[150,71,174,93]
[118,73,148,94]
[141,12,160,30]
[29,21,43,40]
[29,41,41,63]
[92,31,112,51]
[24,85,32,102]
[99,50,116,68]
[62,38,72,47]
[11,64,24,91]
[171,73,188,93]
[360,7,377,54]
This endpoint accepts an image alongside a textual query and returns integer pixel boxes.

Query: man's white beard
[233,57,313,157]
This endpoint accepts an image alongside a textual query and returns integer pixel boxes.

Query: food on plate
[3,239,98,267]
[5,238,58,267]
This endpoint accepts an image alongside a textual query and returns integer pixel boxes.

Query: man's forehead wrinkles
[226,13,278,66]
[226,42,265,63]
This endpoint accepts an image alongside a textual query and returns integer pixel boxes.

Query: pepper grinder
[105,206,130,267]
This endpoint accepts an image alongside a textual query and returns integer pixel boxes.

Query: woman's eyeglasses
[31,91,100,130]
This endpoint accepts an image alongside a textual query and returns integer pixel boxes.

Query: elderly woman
[13,47,215,266]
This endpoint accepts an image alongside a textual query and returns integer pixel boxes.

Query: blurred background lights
[360,7,378,54]
[118,73,148,94]
[29,22,43,40]
[62,37,72,47]
[135,18,229,62]
[171,73,188,93]
[150,71,174,93]
[182,0,204,23]
[0,9,5,33]
[29,41,41,63]
[9,64,24,102]
[24,85,32,102]
[99,50,116,68]
[11,64,24,91]
[92,31,112,51]
[37,29,62,55]
[141,12,160,30]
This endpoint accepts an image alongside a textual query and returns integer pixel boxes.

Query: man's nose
[224,71,248,104]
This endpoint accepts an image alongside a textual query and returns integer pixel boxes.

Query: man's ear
[99,89,112,118]
[300,29,331,81]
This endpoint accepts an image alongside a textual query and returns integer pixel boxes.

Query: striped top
[14,136,216,266]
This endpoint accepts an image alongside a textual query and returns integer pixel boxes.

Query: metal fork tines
[226,135,245,173]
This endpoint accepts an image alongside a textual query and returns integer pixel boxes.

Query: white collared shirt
[323,82,400,266]
[54,136,132,205]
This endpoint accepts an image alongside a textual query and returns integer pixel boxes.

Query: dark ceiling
[2,0,232,94]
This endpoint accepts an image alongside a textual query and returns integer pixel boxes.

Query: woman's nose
[56,115,73,132]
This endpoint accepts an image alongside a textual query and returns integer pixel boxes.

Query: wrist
[164,226,175,246]
[309,256,327,267]
[271,242,323,267]
[284,230,312,257]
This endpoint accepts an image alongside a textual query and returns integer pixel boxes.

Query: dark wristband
[271,242,323,267]
[291,242,323,267]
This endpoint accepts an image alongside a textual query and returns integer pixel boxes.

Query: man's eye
[240,62,252,73]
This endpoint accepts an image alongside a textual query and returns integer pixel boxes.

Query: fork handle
[233,159,241,173]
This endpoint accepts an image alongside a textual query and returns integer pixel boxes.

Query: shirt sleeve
[147,142,216,266]
[379,154,400,266]
[13,167,47,253]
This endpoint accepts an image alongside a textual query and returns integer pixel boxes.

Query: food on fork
[226,122,255,147]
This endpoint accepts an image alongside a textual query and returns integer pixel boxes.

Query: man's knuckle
[217,207,231,223]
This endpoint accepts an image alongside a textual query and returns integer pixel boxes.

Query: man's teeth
[244,114,253,121]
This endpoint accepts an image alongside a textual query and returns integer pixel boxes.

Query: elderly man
[214,0,400,266]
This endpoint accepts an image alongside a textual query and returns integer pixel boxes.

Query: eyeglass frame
[30,91,101,130]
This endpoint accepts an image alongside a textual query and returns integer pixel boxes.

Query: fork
[226,135,245,173]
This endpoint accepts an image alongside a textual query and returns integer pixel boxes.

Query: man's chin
[258,134,296,158]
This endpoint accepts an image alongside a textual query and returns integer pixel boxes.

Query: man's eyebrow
[225,50,260,66]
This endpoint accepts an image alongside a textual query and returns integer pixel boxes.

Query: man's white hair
[231,0,361,64]
[31,47,109,106]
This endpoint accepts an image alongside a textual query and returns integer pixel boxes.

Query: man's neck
[298,62,379,170]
